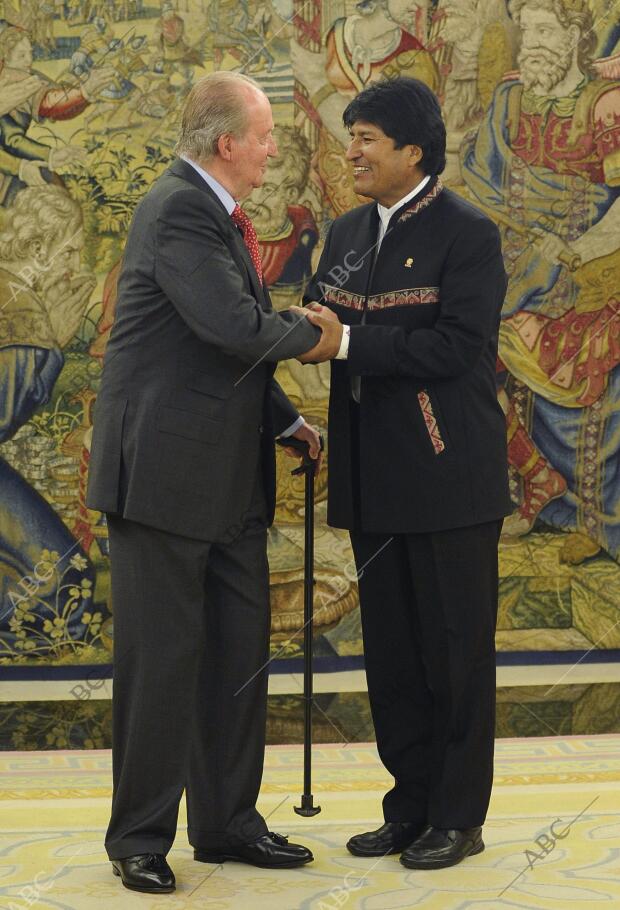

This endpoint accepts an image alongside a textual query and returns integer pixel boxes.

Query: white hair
[174,71,264,161]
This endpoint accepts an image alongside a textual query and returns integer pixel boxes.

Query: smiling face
[225,88,278,200]
[345,120,424,207]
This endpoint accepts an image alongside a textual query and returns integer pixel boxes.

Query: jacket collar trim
[395,177,443,225]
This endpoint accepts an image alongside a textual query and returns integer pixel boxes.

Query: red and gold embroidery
[417,390,446,455]
[368,287,440,309]
[398,180,444,223]
[321,286,366,310]
[322,285,440,311]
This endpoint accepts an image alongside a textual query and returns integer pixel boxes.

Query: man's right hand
[82,66,116,101]
[20,160,47,186]
[533,227,578,269]
[47,273,96,347]
[291,305,343,363]
[48,145,88,170]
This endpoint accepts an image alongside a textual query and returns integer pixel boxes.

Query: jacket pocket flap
[185,370,234,398]
[156,406,222,444]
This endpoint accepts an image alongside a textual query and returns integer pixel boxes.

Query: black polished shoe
[194,832,313,868]
[111,853,175,893]
[400,826,484,869]
[346,822,425,857]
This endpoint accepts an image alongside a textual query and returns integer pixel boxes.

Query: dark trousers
[349,403,501,828]
[104,479,271,859]
[350,523,501,829]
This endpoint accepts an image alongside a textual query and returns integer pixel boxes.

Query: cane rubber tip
[294,795,321,816]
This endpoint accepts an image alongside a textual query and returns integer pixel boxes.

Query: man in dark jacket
[86,71,328,893]
[297,76,511,870]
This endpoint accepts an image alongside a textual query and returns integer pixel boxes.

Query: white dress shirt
[181,154,236,214]
[336,175,431,360]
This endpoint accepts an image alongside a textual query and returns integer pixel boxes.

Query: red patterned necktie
[231,204,263,283]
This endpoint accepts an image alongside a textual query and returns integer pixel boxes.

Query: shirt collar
[376,175,431,233]
[180,155,237,215]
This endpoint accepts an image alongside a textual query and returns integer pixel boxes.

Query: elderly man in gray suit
[86,71,328,894]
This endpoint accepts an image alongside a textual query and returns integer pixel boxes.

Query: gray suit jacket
[86,158,319,541]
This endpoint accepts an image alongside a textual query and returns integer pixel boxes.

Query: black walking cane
[276,433,324,817]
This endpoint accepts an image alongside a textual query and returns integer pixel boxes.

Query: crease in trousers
[104,470,271,859]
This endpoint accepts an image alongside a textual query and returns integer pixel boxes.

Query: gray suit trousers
[104,474,271,859]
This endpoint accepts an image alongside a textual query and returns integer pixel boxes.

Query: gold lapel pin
[404,257,414,268]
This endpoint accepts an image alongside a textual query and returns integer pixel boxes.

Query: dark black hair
[342,77,446,175]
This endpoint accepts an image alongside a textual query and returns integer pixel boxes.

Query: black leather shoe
[194,832,313,868]
[400,826,484,869]
[346,822,425,857]
[111,853,175,892]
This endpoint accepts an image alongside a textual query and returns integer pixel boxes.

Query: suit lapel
[262,282,273,312]
[167,158,267,308]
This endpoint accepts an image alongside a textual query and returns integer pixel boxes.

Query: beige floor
[2,736,620,909]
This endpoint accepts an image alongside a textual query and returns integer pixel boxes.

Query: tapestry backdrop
[0,0,618,668]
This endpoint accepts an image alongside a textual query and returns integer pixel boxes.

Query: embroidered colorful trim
[321,286,366,310]
[398,179,444,223]
[369,287,440,309]
[322,285,440,311]
[417,390,446,455]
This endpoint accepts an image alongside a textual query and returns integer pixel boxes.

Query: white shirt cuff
[279,415,305,437]
[336,324,350,359]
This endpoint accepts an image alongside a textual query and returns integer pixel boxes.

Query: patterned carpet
[2,736,620,909]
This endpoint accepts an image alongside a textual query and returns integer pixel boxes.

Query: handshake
[291,303,344,364]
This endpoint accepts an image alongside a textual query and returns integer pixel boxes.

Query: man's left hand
[291,305,343,363]
[533,228,578,268]
[305,302,339,322]
[280,421,323,473]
